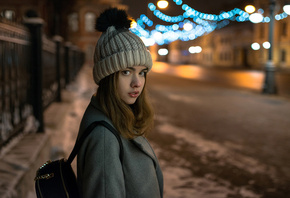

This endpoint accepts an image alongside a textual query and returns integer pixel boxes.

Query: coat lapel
[131,136,158,167]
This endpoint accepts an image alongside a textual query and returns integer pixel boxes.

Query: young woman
[76,8,163,198]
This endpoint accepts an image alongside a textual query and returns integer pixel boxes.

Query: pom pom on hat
[93,8,153,85]
[95,8,131,32]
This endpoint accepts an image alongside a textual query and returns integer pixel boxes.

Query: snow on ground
[150,118,262,198]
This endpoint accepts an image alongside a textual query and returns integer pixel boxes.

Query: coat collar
[131,136,158,167]
[90,95,105,114]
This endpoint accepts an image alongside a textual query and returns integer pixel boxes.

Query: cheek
[116,76,128,95]
[141,78,146,89]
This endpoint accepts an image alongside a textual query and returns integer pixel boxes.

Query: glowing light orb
[158,48,169,56]
[249,13,263,23]
[251,42,260,50]
[157,0,169,9]
[245,5,256,14]
[263,41,271,49]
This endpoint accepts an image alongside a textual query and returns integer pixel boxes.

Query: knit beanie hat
[93,8,153,85]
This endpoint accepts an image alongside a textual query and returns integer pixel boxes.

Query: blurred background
[0,0,290,198]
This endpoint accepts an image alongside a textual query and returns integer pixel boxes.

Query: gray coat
[77,96,163,198]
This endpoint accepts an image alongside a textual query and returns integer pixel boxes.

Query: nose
[131,75,142,88]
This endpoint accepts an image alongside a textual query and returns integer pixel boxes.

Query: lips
[128,91,139,98]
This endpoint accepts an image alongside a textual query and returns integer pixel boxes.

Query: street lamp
[251,42,260,50]
[263,41,271,49]
[249,12,264,23]
[262,0,277,94]
[283,3,290,14]
[248,1,277,94]
[158,48,169,56]
[157,0,169,9]
[245,5,256,14]
[189,46,202,54]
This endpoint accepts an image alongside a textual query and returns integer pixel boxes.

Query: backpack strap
[67,120,124,164]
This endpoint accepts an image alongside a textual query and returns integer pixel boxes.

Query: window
[281,50,286,62]
[281,22,287,36]
[1,10,15,21]
[86,44,95,61]
[85,12,96,32]
[68,12,79,32]
[220,52,224,61]
[259,24,265,39]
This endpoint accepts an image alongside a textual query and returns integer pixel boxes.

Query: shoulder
[78,123,123,163]
[78,96,115,138]
[78,96,123,151]
[84,123,121,146]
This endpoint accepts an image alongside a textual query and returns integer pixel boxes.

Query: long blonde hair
[96,72,154,139]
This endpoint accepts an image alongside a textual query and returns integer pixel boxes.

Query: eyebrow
[126,67,148,72]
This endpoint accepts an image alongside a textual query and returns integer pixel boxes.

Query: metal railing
[0,18,84,149]
[0,21,32,149]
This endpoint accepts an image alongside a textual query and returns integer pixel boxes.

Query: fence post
[64,42,71,86]
[24,17,45,132]
[53,35,63,102]
[71,45,78,80]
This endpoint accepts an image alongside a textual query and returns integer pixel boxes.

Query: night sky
[121,0,254,21]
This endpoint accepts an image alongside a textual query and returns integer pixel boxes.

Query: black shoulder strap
[67,120,124,164]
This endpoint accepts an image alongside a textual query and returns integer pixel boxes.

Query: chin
[124,98,137,105]
[127,100,137,105]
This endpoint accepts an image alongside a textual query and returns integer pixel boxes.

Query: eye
[121,70,131,75]
[139,70,147,77]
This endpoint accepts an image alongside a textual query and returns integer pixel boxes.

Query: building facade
[252,0,290,69]
[162,22,255,69]
[154,0,290,70]
[0,0,77,38]
[0,0,128,63]
[2,0,290,69]
[66,0,127,63]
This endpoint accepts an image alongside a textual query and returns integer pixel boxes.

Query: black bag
[34,120,124,198]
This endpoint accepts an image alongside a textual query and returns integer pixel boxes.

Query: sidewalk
[44,64,97,171]
[0,64,95,198]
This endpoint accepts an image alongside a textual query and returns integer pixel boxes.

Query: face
[117,66,148,105]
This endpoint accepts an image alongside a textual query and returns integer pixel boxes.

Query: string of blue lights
[130,0,289,46]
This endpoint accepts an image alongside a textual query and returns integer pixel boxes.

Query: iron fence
[0,19,85,149]
[42,36,58,109]
[0,21,32,149]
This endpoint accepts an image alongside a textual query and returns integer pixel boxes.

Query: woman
[77,8,163,198]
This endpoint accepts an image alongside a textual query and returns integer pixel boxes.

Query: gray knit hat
[93,8,153,85]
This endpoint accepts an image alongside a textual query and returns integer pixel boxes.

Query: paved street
[151,62,290,98]
[45,63,290,198]
[147,64,290,198]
